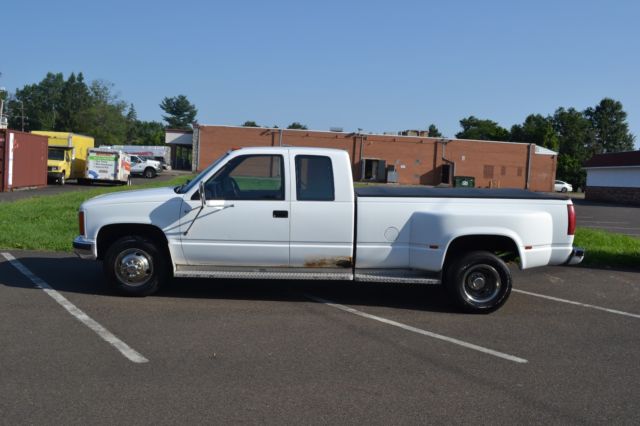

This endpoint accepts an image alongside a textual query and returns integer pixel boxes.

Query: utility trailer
[81,148,131,186]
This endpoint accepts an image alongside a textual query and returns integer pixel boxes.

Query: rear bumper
[73,236,96,260]
[564,247,585,266]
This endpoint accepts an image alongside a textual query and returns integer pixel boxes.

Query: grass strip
[573,227,640,269]
[0,176,192,252]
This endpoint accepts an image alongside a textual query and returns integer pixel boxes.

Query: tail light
[567,204,576,235]
[79,211,85,236]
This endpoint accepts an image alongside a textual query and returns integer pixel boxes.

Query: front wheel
[144,167,156,178]
[103,236,168,296]
[59,174,66,185]
[561,187,568,193]
[445,251,512,313]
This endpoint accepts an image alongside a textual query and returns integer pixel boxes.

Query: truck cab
[47,146,73,184]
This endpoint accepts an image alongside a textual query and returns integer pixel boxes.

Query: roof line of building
[192,123,555,152]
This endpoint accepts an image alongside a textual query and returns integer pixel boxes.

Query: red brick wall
[195,126,557,192]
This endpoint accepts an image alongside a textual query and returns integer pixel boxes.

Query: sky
[1,0,639,143]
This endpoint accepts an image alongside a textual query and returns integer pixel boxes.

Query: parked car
[130,155,162,178]
[73,147,583,313]
[555,180,573,193]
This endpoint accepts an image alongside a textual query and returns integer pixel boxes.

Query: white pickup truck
[73,147,584,313]
[130,155,162,178]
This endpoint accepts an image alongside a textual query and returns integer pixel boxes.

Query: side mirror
[199,181,206,207]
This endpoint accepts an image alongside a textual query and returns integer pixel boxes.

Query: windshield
[48,149,66,161]
[174,152,230,194]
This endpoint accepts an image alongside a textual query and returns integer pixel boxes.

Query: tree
[553,107,595,189]
[125,104,138,143]
[287,122,308,130]
[427,124,442,137]
[242,120,259,127]
[455,116,510,141]
[510,114,559,151]
[132,120,165,145]
[76,80,128,146]
[11,72,65,130]
[585,98,635,154]
[57,72,92,132]
[160,95,197,129]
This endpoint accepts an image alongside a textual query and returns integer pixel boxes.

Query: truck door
[180,153,290,267]
[289,154,355,268]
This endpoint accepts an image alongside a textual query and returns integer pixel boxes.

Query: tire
[59,174,65,185]
[445,251,512,313]
[103,236,168,296]
[127,176,132,186]
[144,167,156,178]
[561,187,568,193]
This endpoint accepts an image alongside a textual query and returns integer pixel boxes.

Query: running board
[355,269,441,285]
[174,265,353,281]
[174,265,441,285]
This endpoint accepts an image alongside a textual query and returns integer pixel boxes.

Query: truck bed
[355,186,569,200]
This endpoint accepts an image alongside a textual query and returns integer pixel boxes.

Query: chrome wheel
[461,264,501,304]
[114,248,154,287]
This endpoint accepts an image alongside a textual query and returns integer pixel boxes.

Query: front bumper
[73,236,96,260]
[564,247,585,265]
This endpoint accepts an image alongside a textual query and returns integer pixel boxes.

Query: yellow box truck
[32,131,95,185]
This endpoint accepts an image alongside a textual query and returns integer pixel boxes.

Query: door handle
[273,210,288,218]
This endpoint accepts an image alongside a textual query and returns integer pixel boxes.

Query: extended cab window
[295,155,334,201]
[204,155,284,200]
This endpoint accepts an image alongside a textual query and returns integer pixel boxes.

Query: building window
[483,165,494,179]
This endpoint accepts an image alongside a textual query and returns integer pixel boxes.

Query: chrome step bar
[174,265,441,285]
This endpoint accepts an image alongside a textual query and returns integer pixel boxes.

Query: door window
[205,155,284,200]
[295,155,334,201]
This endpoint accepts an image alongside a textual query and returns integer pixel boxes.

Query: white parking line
[1,252,149,364]
[305,294,528,364]
[513,289,640,319]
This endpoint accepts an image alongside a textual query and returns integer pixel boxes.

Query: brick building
[186,125,557,191]
[584,151,640,205]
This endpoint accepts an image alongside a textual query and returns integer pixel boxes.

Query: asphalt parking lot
[573,199,640,237]
[1,251,638,424]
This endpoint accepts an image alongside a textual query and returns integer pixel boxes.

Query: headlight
[51,166,59,171]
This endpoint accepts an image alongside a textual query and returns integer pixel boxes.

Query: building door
[362,159,387,182]
[441,164,451,184]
